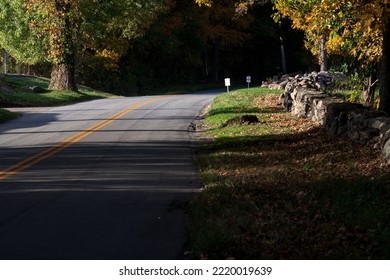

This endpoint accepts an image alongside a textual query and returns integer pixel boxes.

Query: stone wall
[274,73,390,163]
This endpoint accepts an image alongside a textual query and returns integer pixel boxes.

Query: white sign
[246,76,251,83]
[224,78,231,87]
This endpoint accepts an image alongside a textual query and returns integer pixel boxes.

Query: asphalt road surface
[0,90,220,260]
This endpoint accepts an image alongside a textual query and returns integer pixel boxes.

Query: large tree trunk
[48,0,78,92]
[49,63,78,91]
[380,11,390,114]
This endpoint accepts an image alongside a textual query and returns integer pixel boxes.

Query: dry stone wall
[265,72,390,163]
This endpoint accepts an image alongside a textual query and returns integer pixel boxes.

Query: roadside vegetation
[0,74,116,122]
[0,108,19,123]
[190,87,390,259]
[0,74,115,107]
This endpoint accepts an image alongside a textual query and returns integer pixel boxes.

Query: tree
[0,0,47,65]
[381,8,390,113]
[221,0,390,112]
[273,0,389,111]
[272,0,333,71]
[25,0,81,91]
[195,0,253,81]
[1,0,167,91]
[114,0,293,93]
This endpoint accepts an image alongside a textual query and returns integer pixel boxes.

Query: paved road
[0,90,220,260]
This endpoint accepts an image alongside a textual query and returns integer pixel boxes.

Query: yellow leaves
[275,0,386,66]
[25,0,81,63]
[92,48,124,71]
[195,0,213,7]
[326,35,345,55]
[97,49,119,60]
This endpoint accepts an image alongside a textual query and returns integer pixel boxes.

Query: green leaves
[1,0,167,66]
[1,0,168,90]
[0,0,48,64]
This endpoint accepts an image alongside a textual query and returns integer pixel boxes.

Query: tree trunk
[279,15,287,74]
[48,0,78,92]
[280,39,287,74]
[380,11,390,114]
[214,37,220,82]
[49,63,78,91]
[202,48,209,80]
[362,75,378,108]
[319,36,328,72]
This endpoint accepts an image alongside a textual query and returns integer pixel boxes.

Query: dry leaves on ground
[194,93,390,259]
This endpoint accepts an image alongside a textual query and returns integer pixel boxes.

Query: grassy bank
[190,87,390,259]
[0,74,115,108]
[0,74,116,122]
[0,108,19,123]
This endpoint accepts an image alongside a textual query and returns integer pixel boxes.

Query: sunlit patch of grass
[1,74,116,107]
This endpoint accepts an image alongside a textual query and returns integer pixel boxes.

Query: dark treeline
[76,1,312,95]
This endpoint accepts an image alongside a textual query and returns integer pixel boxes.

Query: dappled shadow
[197,124,389,181]
[193,122,390,259]
[208,106,261,117]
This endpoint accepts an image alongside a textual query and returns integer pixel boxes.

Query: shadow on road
[0,140,199,260]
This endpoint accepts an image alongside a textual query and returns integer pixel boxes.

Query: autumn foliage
[1,0,166,91]
[274,0,385,65]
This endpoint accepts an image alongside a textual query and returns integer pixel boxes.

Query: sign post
[224,78,231,93]
[246,76,251,89]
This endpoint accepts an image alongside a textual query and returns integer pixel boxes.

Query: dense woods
[1,0,389,112]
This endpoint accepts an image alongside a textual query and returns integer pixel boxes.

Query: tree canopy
[228,0,389,112]
[274,0,384,68]
[0,0,47,65]
[273,0,389,111]
[1,0,167,90]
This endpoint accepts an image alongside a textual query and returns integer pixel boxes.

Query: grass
[204,88,283,140]
[0,74,116,122]
[4,75,50,89]
[190,87,390,259]
[0,108,19,123]
[0,74,115,108]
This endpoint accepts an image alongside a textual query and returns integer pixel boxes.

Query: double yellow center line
[0,97,167,181]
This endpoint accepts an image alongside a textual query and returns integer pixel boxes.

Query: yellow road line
[0,97,167,181]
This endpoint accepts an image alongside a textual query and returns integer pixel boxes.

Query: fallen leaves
[192,91,390,260]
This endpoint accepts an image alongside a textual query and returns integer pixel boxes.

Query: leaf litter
[191,91,390,260]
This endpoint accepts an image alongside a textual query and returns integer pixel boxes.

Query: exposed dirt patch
[222,115,260,127]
